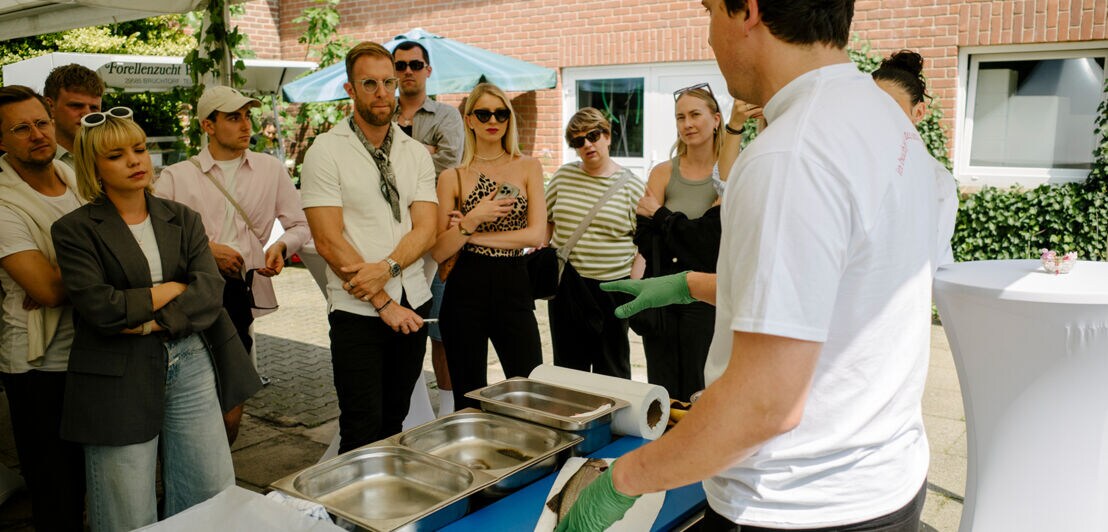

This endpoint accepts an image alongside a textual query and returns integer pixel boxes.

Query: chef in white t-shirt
[557,2,945,531]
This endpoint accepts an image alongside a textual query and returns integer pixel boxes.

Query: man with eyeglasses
[301,41,438,452]
[155,86,310,442]
[43,63,104,168]
[0,85,85,531]
[558,0,939,530]
[392,40,465,416]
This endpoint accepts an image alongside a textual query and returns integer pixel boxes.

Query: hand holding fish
[554,461,639,532]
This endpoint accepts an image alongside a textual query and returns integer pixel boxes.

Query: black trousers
[548,272,632,379]
[440,252,543,410]
[222,275,254,353]
[642,301,715,402]
[1,370,85,532]
[328,298,431,453]
[701,481,927,532]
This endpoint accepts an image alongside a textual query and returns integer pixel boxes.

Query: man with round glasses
[43,63,104,168]
[302,41,438,452]
[0,85,85,531]
[156,86,311,442]
[392,40,465,416]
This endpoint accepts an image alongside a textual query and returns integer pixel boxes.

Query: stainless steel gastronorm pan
[270,445,490,531]
[395,411,581,494]
[466,378,628,431]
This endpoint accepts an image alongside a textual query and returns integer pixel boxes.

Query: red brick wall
[234,0,1108,169]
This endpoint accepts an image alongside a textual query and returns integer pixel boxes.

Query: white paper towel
[529,365,670,440]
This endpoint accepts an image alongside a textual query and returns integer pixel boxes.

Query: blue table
[441,436,707,531]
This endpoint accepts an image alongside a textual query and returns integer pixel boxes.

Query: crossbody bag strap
[455,168,463,211]
[189,157,263,241]
[558,169,635,261]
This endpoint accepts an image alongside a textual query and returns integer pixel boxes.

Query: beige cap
[197,86,260,120]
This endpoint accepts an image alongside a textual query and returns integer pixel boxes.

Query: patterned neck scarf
[349,117,401,223]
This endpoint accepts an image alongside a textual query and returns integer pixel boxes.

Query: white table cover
[934,260,1108,532]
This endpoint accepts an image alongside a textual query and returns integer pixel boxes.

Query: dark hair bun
[880,50,924,77]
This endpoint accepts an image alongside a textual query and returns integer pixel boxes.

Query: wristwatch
[385,257,402,278]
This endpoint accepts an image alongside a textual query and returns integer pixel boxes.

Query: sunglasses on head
[81,107,133,128]
[471,108,511,123]
[357,77,399,94]
[568,128,605,149]
[673,82,716,102]
[394,60,426,72]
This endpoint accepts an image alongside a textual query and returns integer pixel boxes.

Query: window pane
[970,57,1105,169]
[576,78,644,158]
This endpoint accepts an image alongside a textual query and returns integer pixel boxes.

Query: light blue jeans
[84,333,234,532]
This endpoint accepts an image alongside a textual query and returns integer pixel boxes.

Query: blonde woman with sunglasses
[50,109,259,531]
[629,84,761,401]
[430,83,546,409]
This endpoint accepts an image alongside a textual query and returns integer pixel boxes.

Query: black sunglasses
[395,60,426,72]
[673,82,715,101]
[568,128,605,149]
[471,108,511,123]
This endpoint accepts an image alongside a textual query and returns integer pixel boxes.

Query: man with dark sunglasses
[392,40,465,416]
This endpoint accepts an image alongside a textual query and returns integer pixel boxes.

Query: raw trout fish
[545,458,610,523]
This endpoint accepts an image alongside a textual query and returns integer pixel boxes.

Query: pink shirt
[155,149,310,317]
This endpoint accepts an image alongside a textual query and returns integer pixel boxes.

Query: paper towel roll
[529,364,670,440]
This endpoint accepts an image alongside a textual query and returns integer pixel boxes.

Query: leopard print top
[461,172,529,257]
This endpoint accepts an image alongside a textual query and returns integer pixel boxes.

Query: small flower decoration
[1040,248,1078,274]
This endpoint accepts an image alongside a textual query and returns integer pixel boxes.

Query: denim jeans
[84,333,235,532]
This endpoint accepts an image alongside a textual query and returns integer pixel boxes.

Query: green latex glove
[600,271,696,319]
[555,465,639,532]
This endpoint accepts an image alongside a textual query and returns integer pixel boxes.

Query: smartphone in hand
[494,182,520,200]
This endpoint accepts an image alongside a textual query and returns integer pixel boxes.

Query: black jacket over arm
[51,193,261,446]
[633,205,722,277]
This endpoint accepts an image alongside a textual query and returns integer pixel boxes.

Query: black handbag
[526,247,561,300]
[627,234,666,336]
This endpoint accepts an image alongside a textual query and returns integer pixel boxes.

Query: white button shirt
[300,120,437,316]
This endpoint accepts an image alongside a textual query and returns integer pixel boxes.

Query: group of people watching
[0,21,947,530]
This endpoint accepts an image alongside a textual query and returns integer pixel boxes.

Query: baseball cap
[197,86,260,121]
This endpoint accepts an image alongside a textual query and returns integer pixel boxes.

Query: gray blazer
[51,193,261,446]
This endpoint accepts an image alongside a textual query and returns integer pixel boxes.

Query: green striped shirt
[545,163,645,280]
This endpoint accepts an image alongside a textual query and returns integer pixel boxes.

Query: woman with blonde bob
[430,83,546,409]
[51,110,259,531]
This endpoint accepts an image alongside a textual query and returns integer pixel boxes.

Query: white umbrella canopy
[0,1,231,41]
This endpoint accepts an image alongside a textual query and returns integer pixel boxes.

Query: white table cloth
[933,260,1108,532]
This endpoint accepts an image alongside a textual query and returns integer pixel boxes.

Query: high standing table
[933,260,1108,532]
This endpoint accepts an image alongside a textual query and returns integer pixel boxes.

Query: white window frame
[956,42,1108,188]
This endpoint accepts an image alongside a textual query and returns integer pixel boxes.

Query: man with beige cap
[156,86,310,442]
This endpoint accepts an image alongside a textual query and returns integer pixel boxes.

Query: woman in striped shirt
[545,107,645,378]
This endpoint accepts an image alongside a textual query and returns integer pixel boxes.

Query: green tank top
[663,157,718,219]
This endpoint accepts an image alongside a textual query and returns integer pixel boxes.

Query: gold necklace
[473,151,506,162]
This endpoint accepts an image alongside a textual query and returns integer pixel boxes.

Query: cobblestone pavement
[0,264,966,530]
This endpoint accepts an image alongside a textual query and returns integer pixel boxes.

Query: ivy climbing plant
[180,0,250,154]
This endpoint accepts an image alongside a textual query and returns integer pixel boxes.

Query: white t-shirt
[0,187,82,373]
[300,121,437,316]
[128,217,163,285]
[704,63,935,527]
[214,156,244,250]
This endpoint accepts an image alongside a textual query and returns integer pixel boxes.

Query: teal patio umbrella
[282,28,557,103]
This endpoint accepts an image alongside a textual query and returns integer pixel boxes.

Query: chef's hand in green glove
[555,465,639,532]
[600,271,695,319]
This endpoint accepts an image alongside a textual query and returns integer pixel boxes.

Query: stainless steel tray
[393,410,581,495]
[465,377,629,431]
[271,445,495,531]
